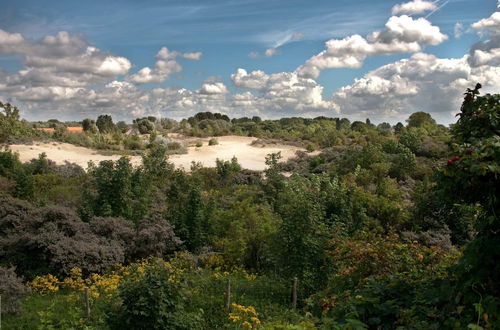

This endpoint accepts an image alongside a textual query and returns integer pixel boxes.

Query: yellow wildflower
[29,274,60,294]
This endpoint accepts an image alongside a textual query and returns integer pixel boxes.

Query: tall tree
[96,114,116,134]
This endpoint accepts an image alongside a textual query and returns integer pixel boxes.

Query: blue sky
[0,0,498,123]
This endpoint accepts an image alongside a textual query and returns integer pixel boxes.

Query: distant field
[8,135,305,171]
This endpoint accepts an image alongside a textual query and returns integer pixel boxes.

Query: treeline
[28,114,183,154]
[0,87,499,328]
[0,102,44,143]
[179,111,449,150]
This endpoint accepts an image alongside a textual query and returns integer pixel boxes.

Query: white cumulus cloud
[0,30,131,88]
[332,49,499,123]
[297,15,447,79]
[392,0,437,16]
[127,47,202,84]
[469,9,500,68]
[156,47,202,61]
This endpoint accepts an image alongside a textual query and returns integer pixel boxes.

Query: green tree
[96,114,116,134]
[82,118,97,133]
[135,118,155,134]
[393,122,405,134]
[275,175,330,294]
[142,144,173,179]
[116,121,129,133]
[215,156,241,182]
[182,186,208,251]
[0,102,33,141]
[210,199,280,270]
[406,111,436,129]
[82,157,137,220]
[263,152,285,207]
[13,167,34,200]
[399,128,422,153]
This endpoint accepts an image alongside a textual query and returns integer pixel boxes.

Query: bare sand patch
[7,136,305,171]
[7,143,142,168]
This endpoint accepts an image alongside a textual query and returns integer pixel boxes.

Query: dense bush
[130,213,182,260]
[433,86,500,328]
[0,197,126,277]
[0,266,30,314]
[109,259,202,330]
[134,118,155,134]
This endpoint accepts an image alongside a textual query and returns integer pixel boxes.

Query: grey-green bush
[0,266,30,314]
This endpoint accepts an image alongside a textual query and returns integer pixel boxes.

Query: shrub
[109,259,202,330]
[135,118,155,134]
[123,134,144,150]
[130,213,182,260]
[82,118,97,133]
[0,149,22,177]
[0,197,126,277]
[196,141,203,147]
[208,138,219,146]
[0,266,30,314]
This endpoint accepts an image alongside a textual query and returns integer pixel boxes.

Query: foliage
[130,213,182,260]
[434,85,500,328]
[210,198,280,270]
[312,234,459,328]
[274,175,331,295]
[109,258,202,330]
[215,156,241,182]
[0,266,30,314]
[134,117,155,134]
[0,102,37,142]
[141,143,174,179]
[96,114,116,134]
[0,197,127,277]
[406,111,437,130]
[82,156,157,222]
[82,118,98,133]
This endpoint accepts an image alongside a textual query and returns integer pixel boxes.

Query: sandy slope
[7,136,304,171]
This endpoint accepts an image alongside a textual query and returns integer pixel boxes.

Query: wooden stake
[84,287,91,318]
[292,277,298,309]
[225,279,231,311]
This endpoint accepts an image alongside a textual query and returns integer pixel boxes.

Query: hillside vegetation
[0,86,499,329]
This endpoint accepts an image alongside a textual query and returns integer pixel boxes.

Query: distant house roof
[66,126,83,133]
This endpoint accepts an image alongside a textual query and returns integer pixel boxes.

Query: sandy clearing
[7,136,305,171]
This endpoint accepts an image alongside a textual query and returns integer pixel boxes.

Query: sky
[0,0,499,124]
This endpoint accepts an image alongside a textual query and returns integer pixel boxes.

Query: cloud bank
[0,1,499,124]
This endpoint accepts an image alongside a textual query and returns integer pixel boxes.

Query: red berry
[466,148,473,155]
[452,156,460,162]
[447,159,453,166]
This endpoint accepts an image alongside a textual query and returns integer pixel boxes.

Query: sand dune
[7,136,304,171]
